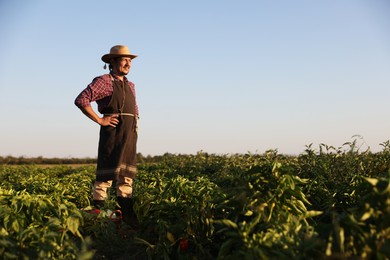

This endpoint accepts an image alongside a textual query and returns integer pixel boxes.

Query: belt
[104,113,139,132]
[104,113,136,117]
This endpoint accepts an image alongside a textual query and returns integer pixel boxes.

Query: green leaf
[305,210,323,218]
[12,220,19,232]
[360,211,371,221]
[215,219,238,229]
[244,210,253,216]
[66,216,81,237]
[365,177,378,186]
[166,232,175,243]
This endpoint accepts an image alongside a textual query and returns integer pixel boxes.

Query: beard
[118,67,130,75]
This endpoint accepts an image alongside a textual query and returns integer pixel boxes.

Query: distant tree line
[0,153,179,165]
[0,156,97,165]
[0,151,313,165]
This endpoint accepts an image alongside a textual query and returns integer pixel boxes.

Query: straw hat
[101,45,138,63]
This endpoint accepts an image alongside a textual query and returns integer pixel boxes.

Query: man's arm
[79,105,119,127]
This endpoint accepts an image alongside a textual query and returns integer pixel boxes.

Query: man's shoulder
[127,80,135,87]
[94,73,111,80]
[124,76,135,87]
[92,74,112,84]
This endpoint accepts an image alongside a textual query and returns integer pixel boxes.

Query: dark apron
[96,77,138,182]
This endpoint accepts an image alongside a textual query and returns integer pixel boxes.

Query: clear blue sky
[0,0,389,157]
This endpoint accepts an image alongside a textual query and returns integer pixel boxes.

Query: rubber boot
[117,197,139,228]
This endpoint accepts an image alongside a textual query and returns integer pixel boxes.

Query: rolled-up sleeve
[74,86,92,108]
[75,75,111,109]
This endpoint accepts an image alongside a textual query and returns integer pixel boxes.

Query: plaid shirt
[75,73,139,116]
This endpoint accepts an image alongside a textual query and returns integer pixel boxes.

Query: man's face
[112,57,132,76]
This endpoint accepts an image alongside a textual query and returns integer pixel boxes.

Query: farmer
[74,45,139,225]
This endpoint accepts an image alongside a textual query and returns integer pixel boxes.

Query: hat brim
[101,53,138,63]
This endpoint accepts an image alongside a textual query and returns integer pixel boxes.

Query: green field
[0,141,389,259]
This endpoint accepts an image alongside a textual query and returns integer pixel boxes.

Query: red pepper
[180,239,188,253]
[91,209,100,214]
